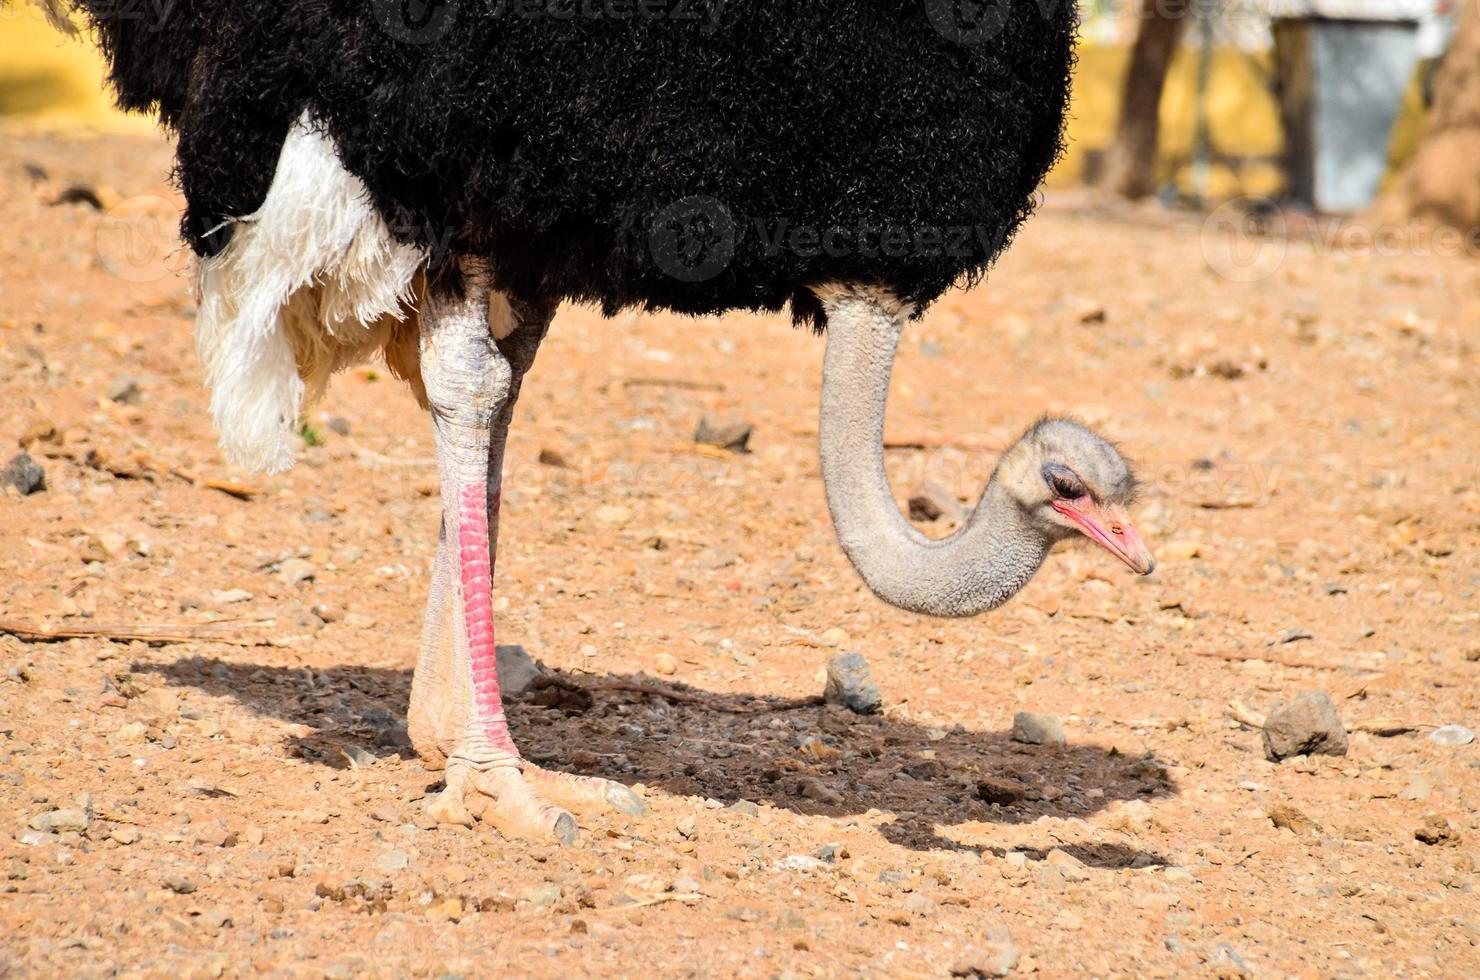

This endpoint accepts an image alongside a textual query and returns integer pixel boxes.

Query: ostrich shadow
[142,656,1177,863]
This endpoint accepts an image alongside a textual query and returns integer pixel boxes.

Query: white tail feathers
[195,113,426,473]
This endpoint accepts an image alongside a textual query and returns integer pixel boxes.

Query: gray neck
[817,285,1049,618]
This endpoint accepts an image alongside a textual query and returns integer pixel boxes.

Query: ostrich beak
[1051,499,1156,575]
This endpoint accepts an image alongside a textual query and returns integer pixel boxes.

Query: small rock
[16,831,58,847]
[904,892,936,915]
[1415,815,1461,847]
[653,653,678,676]
[1429,724,1474,746]
[1400,775,1432,802]
[537,447,571,468]
[1208,944,1253,978]
[496,644,542,698]
[1268,803,1320,836]
[0,452,46,496]
[907,481,963,523]
[341,745,377,769]
[1262,691,1348,761]
[781,854,827,872]
[162,875,197,894]
[815,843,847,863]
[976,778,1028,806]
[724,800,759,817]
[210,589,253,605]
[110,826,141,845]
[823,652,882,715]
[108,376,143,404]
[326,416,352,436]
[693,416,753,452]
[593,504,632,527]
[1044,848,1090,882]
[28,808,88,833]
[521,883,562,907]
[1010,711,1065,747]
[951,929,1020,977]
[277,558,316,587]
[798,777,843,806]
[373,850,409,874]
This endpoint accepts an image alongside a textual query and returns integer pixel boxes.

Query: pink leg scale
[457,483,515,753]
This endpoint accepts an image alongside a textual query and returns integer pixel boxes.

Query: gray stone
[108,376,142,404]
[496,645,543,699]
[824,652,882,715]
[1262,691,1348,761]
[907,480,963,523]
[694,416,753,452]
[950,928,1019,977]
[373,850,409,874]
[724,800,759,817]
[1010,711,1066,747]
[1429,724,1475,747]
[28,808,89,833]
[0,452,45,496]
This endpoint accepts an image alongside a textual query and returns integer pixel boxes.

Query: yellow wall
[0,4,156,133]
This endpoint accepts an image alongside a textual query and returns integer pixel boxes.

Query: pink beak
[1051,498,1156,575]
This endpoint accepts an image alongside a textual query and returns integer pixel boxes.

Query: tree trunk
[1374,3,1480,229]
[1092,0,1189,200]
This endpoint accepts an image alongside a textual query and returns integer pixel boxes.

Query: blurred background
[1,0,1473,225]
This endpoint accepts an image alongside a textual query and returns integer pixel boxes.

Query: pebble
[653,653,678,675]
[1010,711,1066,747]
[907,480,963,523]
[373,850,409,873]
[903,892,936,915]
[950,928,1019,977]
[798,777,843,806]
[521,884,562,907]
[162,875,197,894]
[28,808,88,833]
[496,644,542,698]
[108,376,142,404]
[1262,691,1348,761]
[976,778,1027,806]
[823,652,882,715]
[781,854,827,872]
[1428,724,1474,746]
[724,800,759,817]
[277,558,316,587]
[0,452,46,496]
[110,826,141,845]
[693,416,753,452]
[1044,848,1090,882]
[1267,803,1320,836]
[16,831,58,847]
[211,589,253,605]
[1400,775,1432,801]
[593,505,633,527]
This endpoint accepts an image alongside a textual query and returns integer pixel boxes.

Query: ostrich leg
[409,262,644,844]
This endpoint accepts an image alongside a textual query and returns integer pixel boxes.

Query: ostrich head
[815,285,1156,618]
[991,418,1153,576]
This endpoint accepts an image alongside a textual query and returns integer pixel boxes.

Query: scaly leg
[407,262,643,844]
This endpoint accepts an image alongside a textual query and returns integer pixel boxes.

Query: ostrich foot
[522,763,649,817]
[426,754,579,846]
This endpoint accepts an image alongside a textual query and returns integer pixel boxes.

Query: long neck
[817,286,1049,618]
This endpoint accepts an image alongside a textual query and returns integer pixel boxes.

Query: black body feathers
[65,0,1076,325]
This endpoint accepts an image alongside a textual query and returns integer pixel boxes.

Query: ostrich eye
[1043,464,1085,500]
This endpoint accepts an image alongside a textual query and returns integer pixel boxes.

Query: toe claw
[604,782,649,817]
[553,811,579,847]
[426,789,474,828]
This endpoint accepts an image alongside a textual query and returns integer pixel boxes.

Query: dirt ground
[1,127,1476,979]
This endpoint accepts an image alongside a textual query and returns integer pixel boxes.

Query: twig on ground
[345,440,437,468]
[0,618,273,647]
[168,467,262,499]
[621,377,725,392]
[883,436,1003,452]
[599,893,702,912]
[1195,650,1380,673]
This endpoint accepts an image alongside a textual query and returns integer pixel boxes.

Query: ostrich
[32,0,1155,843]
